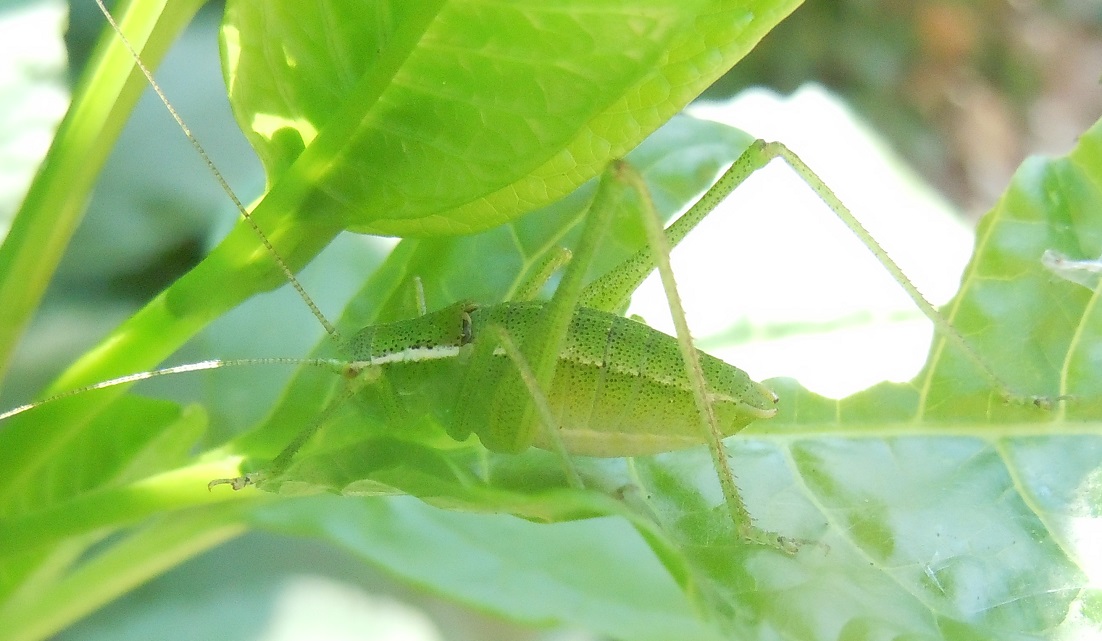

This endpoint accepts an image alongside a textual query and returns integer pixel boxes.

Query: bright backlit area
[628,85,975,399]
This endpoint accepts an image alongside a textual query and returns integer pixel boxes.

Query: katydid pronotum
[0,1,1054,555]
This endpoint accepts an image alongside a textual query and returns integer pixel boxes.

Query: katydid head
[340,302,477,365]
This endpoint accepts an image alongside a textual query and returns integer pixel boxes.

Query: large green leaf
[253,496,723,641]
[220,0,794,236]
[625,118,1102,637]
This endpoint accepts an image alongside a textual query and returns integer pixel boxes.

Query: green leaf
[622,118,1102,637]
[221,0,797,236]
[925,119,1102,418]
[254,496,723,641]
[35,397,206,506]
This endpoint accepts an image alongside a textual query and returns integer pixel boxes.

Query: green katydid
[0,175,784,537]
[0,0,1051,556]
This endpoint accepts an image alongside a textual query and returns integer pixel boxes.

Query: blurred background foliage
[716,0,1102,217]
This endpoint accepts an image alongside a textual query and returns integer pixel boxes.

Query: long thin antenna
[0,357,351,422]
[95,0,341,342]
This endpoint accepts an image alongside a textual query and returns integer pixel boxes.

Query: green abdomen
[343,302,776,457]
[465,303,777,457]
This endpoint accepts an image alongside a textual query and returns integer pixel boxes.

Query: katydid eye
[461,314,473,345]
